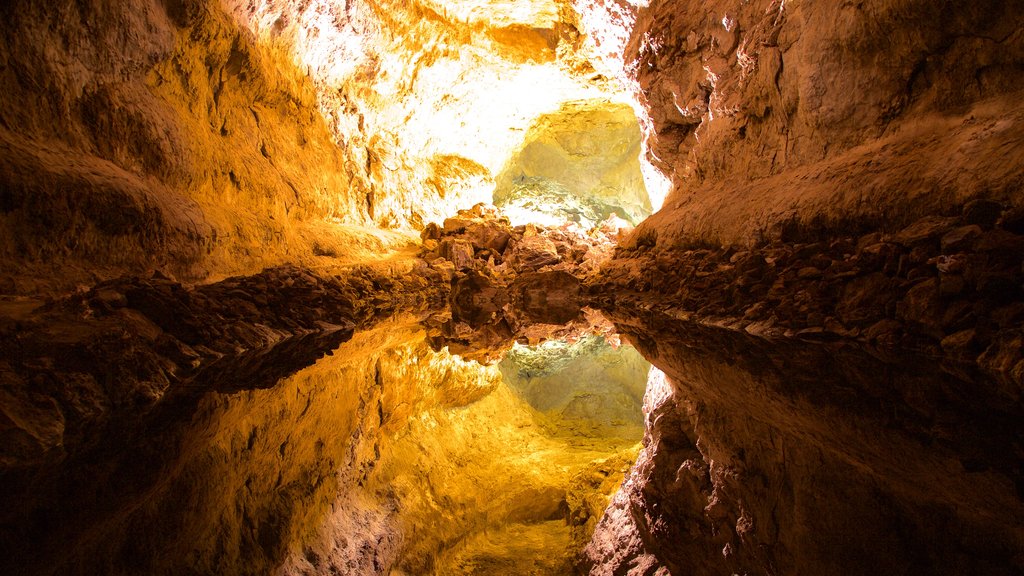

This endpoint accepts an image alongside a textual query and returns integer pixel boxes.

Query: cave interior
[1,0,1023,575]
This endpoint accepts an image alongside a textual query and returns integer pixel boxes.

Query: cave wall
[0,0,401,294]
[585,318,1024,575]
[221,0,633,230]
[585,1,1024,574]
[0,0,630,295]
[624,0,1024,245]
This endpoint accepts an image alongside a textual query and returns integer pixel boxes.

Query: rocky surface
[0,228,647,575]
[599,199,1024,391]
[220,0,640,230]
[587,199,1024,574]
[584,310,1024,576]
[2,0,1024,574]
[577,2,1024,571]
[493,99,651,227]
[0,259,447,570]
[0,0,421,294]
[623,0,1024,244]
[418,203,630,362]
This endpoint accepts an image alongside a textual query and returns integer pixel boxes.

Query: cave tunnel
[1,0,1023,575]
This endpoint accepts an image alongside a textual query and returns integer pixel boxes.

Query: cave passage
[1,0,1023,575]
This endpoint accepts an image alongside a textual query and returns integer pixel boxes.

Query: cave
[1,0,1023,575]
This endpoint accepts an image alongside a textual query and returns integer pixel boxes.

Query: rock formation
[1,0,1022,575]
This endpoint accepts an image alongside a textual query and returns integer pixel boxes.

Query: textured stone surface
[584,310,1024,576]
[0,0,425,293]
[493,100,652,227]
[623,0,1024,245]
[2,0,1024,574]
[582,1,1024,574]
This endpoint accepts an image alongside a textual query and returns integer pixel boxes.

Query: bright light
[640,159,671,211]
[643,366,672,414]
[501,205,571,228]
[226,0,662,226]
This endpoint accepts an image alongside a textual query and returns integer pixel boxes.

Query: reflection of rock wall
[586,315,1024,576]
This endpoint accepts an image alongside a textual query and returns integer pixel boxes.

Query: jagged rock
[508,234,561,270]
[941,225,983,253]
[962,199,1004,230]
[438,239,476,270]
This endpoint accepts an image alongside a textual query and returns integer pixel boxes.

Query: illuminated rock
[494,100,652,227]
[0,0,1023,575]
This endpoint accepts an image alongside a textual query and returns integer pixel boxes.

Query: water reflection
[586,307,1024,576]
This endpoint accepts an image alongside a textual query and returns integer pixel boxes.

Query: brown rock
[961,199,1003,230]
[941,329,978,357]
[421,222,442,241]
[439,239,476,271]
[895,216,957,247]
[939,274,966,297]
[508,235,561,270]
[797,266,822,280]
[836,273,898,326]
[997,205,1024,234]
[940,225,983,253]
[897,279,942,336]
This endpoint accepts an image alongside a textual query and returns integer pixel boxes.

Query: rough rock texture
[500,336,649,441]
[221,0,638,229]
[585,310,1024,576]
[0,0,426,294]
[493,99,651,227]
[419,203,628,362]
[598,200,1024,393]
[582,1,1024,574]
[0,0,639,295]
[0,257,646,575]
[0,253,455,575]
[3,0,1024,574]
[625,0,1024,244]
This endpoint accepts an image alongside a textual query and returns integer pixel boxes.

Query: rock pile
[598,200,1024,391]
[418,203,626,362]
[0,263,448,467]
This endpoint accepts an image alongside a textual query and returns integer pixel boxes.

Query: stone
[998,206,1024,234]
[508,234,562,270]
[836,273,897,326]
[895,216,958,247]
[940,225,983,253]
[439,239,476,271]
[421,222,442,241]
[961,199,1003,230]
[796,266,822,280]
[897,279,942,336]
[939,274,966,297]
[941,329,978,356]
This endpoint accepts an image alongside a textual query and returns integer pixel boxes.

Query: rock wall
[585,316,1024,575]
[0,0,414,294]
[625,0,1024,245]
[585,1,1024,574]
[222,0,635,230]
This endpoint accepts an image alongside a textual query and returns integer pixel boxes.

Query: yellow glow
[500,204,573,228]
[224,0,653,227]
[422,0,559,27]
